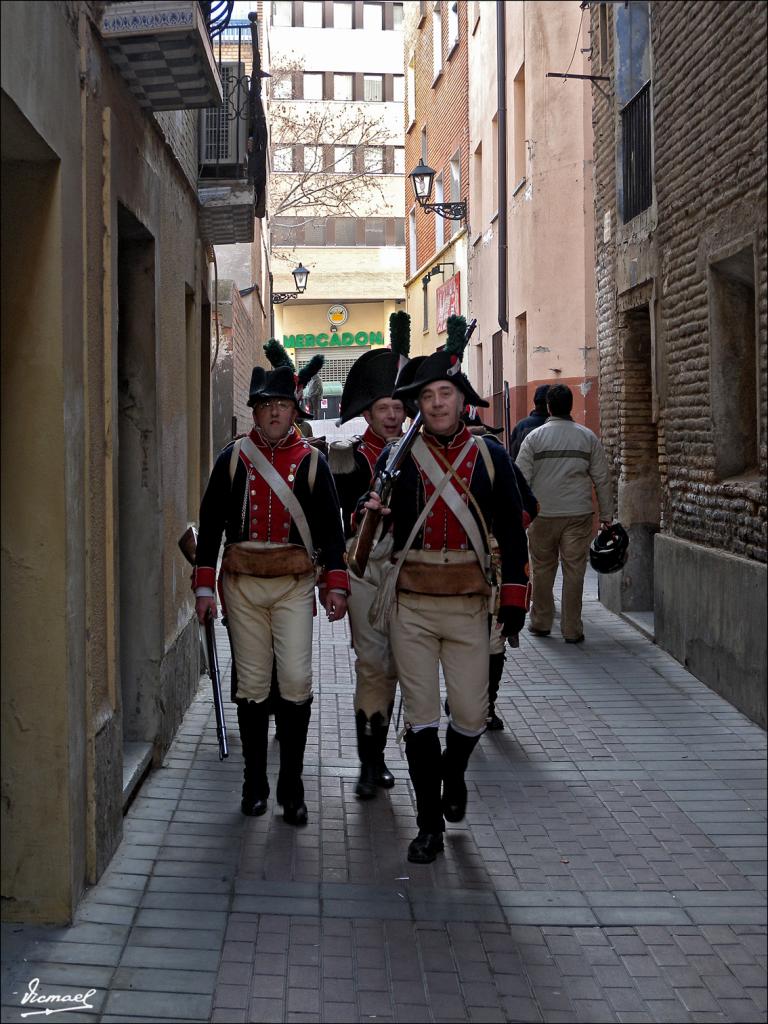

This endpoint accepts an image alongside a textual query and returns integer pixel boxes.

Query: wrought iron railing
[198,15,267,214]
[201,1,235,40]
[621,80,652,222]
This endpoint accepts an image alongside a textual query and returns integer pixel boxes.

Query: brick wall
[591,0,767,563]
[652,0,766,562]
[212,280,257,451]
[404,1,469,278]
[154,109,199,190]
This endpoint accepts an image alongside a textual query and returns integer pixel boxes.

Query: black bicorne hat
[247,364,311,418]
[393,352,488,408]
[338,349,401,424]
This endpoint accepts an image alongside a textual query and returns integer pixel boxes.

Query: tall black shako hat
[338,311,411,424]
[393,315,488,408]
[247,339,324,418]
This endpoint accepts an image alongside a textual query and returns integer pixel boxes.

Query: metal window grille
[621,80,652,222]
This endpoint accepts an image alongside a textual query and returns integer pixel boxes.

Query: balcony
[197,16,268,244]
[99,1,226,111]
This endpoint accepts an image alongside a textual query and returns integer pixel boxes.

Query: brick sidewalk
[2,575,766,1023]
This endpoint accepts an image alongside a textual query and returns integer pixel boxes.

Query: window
[394,218,405,245]
[303,1,323,27]
[394,147,405,174]
[334,145,355,172]
[334,1,353,28]
[272,217,300,245]
[421,126,428,163]
[432,2,443,80]
[365,218,386,245]
[450,150,461,235]
[333,73,353,100]
[472,142,482,228]
[272,73,293,99]
[304,217,326,245]
[434,172,444,249]
[513,63,526,184]
[621,81,652,221]
[599,2,609,67]
[406,57,416,126]
[709,246,758,480]
[393,74,405,103]
[304,145,322,171]
[272,1,292,27]
[303,73,324,99]
[334,218,357,245]
[363,2,383,30]
[448,0,459,51]
[409,207,417,273]
[273,146,293,171]
[364,146,384,173]
[393,3,404,29]
[364,74,384,102]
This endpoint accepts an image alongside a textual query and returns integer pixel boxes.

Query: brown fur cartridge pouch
[222,542,313,578]
[397,557,491,597]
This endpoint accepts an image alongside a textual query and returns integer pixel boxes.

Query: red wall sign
[436,272,461,333]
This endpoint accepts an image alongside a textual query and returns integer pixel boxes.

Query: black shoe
[375,761,395,789]
[564,635,585,644]
[486,711,504,731]
[355,763,378,800]
[281,800,308,826]
[241,793,268,816]
[407,830,444,864]
[528,626,551,637]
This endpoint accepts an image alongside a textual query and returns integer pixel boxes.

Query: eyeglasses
[257,399,294,412]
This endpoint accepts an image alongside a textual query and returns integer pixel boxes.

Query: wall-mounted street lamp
[409,162,467,221]
[271,262,310,304]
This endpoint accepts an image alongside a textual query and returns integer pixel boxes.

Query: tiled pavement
[2,573,766,1024]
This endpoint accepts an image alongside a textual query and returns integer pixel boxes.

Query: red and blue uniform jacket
[193,426,350,594]
[365,425,530,610]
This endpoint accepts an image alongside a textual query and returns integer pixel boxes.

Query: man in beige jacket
[516,383,613,644]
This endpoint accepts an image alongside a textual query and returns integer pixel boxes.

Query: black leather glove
[497,606,526,638]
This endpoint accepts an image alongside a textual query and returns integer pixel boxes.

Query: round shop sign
[327,304,348,327]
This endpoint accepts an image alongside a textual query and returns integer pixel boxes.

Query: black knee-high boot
[372,707,395,789]
[275,697,312,826]
[441,725,481,823]
[237,699,271,816]
[404,727,444,864]
[487,653,506,731]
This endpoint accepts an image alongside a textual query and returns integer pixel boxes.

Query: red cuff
[501,582,531,610]
[193,566,216,591]
[522,511,531,529]
[324,569,350,593]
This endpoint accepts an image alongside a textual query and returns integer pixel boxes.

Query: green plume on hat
[297,353,324,387]
[388,310,411,360]
[445,315,469,359]
[263,338,295,372]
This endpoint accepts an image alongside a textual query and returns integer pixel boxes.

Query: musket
[348,318,478,577]
[178,525,229,760]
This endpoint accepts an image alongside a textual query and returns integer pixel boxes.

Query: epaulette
[328,436,361,475]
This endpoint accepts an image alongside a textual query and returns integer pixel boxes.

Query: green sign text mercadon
[284,331,385,349]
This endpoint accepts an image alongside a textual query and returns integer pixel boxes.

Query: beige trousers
[347,543,398,718]
[527,513,594,640]
[220,571,315,703]
[390,592,490,735]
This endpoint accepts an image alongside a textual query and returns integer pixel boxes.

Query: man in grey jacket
[516,383,613,643]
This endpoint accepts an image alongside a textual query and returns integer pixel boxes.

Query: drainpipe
[496,0,509,334]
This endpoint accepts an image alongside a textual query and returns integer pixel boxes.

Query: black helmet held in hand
[589,523,629,574]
